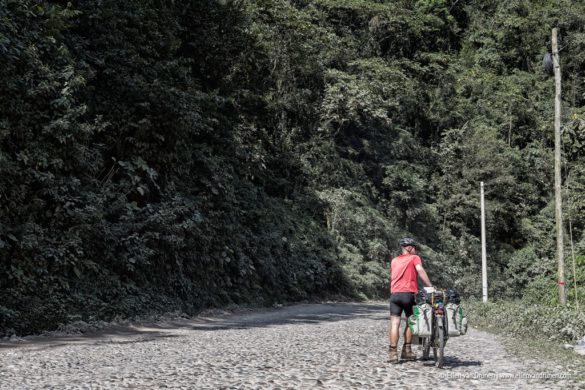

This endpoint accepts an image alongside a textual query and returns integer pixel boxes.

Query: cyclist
[388,238,433,363]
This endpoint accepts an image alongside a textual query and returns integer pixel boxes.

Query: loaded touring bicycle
[408,287,468,368]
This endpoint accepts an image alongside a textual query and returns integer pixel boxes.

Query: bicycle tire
[436,315,445,368]
[432,335,438,363]
[422,337,431,360]
[432,314,438,363]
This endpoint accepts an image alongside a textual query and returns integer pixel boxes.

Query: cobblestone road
[0,302,582,389]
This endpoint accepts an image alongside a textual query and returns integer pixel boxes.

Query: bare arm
[415,264,432,287]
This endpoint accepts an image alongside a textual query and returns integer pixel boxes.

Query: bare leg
[403,320,413,344]
[389,315,401,347]
[401,316,416,360]
[387,315,401,363]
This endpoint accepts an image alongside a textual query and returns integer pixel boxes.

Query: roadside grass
[465,299,585,384]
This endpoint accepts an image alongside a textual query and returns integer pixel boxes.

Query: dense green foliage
[1,0,585,335]
[466,300,585,343]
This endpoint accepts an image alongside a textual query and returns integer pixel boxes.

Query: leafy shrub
[466,300,585,343]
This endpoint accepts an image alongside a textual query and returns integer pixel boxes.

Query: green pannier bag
[408,303,432,337]
[445,303,468,336]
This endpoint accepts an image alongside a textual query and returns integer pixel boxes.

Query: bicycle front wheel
[435,315,445,368]
[422,337,431,360]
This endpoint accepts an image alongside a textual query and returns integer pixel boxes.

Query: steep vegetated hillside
[1,0,585,335]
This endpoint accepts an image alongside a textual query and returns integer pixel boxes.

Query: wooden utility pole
[552,28,566,306]
[481,182,488,303]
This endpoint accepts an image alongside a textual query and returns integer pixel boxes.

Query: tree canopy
[1,0,585,334]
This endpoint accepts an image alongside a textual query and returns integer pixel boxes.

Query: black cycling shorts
[389,292,415,317]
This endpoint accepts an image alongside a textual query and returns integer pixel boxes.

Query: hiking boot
[387,345,398,364]
[401,343,416,361]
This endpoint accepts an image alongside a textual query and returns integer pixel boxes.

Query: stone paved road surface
[0,302,582,389]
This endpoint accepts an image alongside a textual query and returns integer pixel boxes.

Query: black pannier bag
[416,289,449,304]
[415,289,431,305]
[445,288,461,304]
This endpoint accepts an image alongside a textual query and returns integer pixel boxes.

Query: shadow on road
[0,302,388,352]
[0,326,183,352]
[443,356,483,368]
[416,356,482,368]
[188,302,388,331]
